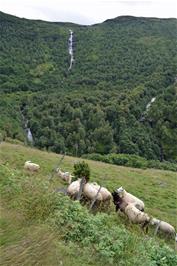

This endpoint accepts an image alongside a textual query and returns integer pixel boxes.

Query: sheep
[112,191,128,212]
[150,218,176,238]
[124,203,150,233]
[91,182,112,201]
[112,192,150,232]
[67,179,111,208]
[116,187,144,211]
[24,161,40,172]
[56,168,73,184]
[67,179,81,199]
[83,182,103,202]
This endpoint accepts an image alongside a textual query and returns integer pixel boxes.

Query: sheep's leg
[141,221,149,234]
[115,204,120,212]
[154,221,161,237]
[117,208,121,215]
[89,186,102,210]
[105,199,110,209]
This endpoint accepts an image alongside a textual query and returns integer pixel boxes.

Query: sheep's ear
[117,186,124,193]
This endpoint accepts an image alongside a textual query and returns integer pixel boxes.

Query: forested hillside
[0,12,177,161]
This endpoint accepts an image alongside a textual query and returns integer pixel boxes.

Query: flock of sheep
[24,160,177,246]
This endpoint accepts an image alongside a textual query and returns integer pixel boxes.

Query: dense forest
[0,12,177,162]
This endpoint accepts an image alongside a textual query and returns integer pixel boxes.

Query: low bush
[73,161,90,182]
[49,194,177,265]
[83,153,177,171]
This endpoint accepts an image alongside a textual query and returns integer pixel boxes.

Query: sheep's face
[116,187,124,197]
[151,218,159,225]
[112,192,121,203]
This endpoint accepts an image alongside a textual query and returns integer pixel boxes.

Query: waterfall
[21,110,33,144]
[68,29,74,70]
[27,128,33,143]
[146,97,156,112]
[140,97,156,122]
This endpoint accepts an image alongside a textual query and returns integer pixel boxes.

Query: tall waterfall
[146,97,156,112]
[21,110,33,144]
[140,97,156,122]
[26,128,33,143]
[68,29,74,70]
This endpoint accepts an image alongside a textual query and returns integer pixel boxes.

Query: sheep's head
[116,186,125,197]
[112,191,122,203]
[150,218,160,225]
[56,168,60,173]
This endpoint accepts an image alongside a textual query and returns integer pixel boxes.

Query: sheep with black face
[116,187,145,211]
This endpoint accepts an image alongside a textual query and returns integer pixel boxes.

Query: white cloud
[0,0,176,25]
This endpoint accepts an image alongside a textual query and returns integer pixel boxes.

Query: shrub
[73,161,90,182]
[83,153,177,172]
[49,195,177,265]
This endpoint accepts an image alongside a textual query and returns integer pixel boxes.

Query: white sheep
[92,182,112,201]
[151,218,176,238]
[116,187,144,211]
[124,203,150,232]
[83,182,103,201]
[67,179,81,198]
[56,168,73,184]
[24,161,40,172]
[67,179,111,206]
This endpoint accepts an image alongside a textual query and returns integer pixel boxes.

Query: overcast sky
[0,0,176,25]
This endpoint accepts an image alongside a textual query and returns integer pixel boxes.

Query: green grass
[0,142,177,265]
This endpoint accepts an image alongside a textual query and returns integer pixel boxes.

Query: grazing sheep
[112,191,128,212]
[67,179,111,207]
[83,182,103,201]
[56,168,73,184]
[151,218,176,238]
[116,187,144,211]
[92,182,112,201]
[67,179,81,199]
[24,161,40,172]
[124,203,150,232]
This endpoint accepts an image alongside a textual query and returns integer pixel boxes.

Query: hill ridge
[0,12,177,161]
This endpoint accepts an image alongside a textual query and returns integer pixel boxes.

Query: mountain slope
[0,12,177,161]
[0,142,177,265]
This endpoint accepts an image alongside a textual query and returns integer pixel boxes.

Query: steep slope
[0,12,177,161]
[0,142,177,265]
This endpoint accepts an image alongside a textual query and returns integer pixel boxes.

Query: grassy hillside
[0,142,177,265]
[0,12,177,161]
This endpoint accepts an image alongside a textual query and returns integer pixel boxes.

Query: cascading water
[146,97,156,112]
[21,110,33,144]
[26,128,33,143]
[68,29,74,70]
[140,97,156,122]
